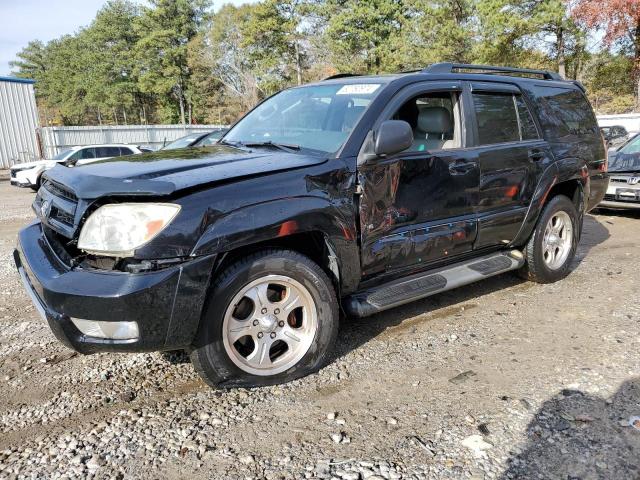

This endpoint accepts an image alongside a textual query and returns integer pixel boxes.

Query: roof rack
[323,73,361,81]
[423,63,564,81]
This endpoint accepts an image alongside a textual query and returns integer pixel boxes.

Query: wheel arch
[191,197,361,295]
[511,161,587,247]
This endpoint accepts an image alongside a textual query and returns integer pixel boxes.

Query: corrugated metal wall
[0,77,40,169]
[40,124,228,159]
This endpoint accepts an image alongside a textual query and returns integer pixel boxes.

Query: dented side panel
[358,149,480,278]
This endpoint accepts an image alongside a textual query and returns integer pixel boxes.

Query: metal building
[0,76,40,169]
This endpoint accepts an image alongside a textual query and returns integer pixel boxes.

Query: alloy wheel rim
[222,275,318,376]
[542,211,573,270]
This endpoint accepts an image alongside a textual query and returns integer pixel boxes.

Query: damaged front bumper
[14,221,215,354]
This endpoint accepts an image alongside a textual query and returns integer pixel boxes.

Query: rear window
[530,86,599,138]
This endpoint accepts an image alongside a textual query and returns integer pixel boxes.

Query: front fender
[191,196,361,293]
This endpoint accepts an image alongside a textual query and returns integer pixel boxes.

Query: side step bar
[344,250,525,318]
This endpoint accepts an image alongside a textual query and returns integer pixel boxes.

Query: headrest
[417,107,452,135]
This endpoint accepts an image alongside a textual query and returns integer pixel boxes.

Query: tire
[519,194,579,283]
[190,249,339,388]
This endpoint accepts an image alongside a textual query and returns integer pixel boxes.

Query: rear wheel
[190,249,338,388]
[519,195,579,283]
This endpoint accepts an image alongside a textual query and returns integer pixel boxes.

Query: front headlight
[78,203,181,257]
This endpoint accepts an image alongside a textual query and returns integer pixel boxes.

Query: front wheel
[519,194,579,283]
[190,249,339,388]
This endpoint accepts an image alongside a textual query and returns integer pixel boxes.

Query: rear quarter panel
[520,82,607,211]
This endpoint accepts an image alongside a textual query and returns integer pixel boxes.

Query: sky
[0,0,251,77]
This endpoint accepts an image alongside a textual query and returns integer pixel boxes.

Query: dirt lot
[0,178,639,480]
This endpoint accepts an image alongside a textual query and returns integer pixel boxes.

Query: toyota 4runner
[14,63,609,388]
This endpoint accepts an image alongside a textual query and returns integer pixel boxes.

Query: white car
[10,144,151,190]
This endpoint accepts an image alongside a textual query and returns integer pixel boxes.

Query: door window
[79,148,96,159]
[119,147,135,156]
[95,147,121,157]
[473,92,539,145]
[473,93,519,144]
[391,92,460,152]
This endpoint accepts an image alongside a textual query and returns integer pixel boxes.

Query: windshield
[610,135,640,172]
[224,82,384,154]
[162,133,203,150]
[52,149,73,160]
[194,129,228,147]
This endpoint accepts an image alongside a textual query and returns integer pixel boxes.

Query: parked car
[161,129,228,150]
[600,125,629,150]
[601,132,640,209]
[10,144,149,190]
[14,63,608,388]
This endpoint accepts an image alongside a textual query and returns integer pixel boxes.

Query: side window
[391,91,460,151]
[96,147,120,157]
[531,86,599,138]
[119,147,135,156]
[80,148,96,159]
[472,93,519,144]
[515,96,539,140]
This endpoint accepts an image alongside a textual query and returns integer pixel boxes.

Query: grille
[50,206,74,226]
[43,179,78,202]
[35,179,80,238]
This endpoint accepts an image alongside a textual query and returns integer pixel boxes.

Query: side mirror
[374,120,413,157]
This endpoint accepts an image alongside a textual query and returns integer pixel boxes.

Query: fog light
[71,318,139,340]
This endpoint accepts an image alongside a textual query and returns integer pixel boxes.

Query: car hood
[43,145,327,199]
[11,159,61,170]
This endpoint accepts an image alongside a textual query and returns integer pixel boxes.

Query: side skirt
[343,250,525,318]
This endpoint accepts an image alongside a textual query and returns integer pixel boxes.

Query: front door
[358,83,480,278]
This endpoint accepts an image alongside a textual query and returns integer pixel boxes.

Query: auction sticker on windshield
[336,84,381,95]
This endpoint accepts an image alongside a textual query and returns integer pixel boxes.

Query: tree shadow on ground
[332,214,610,362]
[501,378,640,480]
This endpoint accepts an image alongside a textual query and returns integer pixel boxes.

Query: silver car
[601,133,640,209]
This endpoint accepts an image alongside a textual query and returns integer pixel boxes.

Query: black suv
[14,63,608,388]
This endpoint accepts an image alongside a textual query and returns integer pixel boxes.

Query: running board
[344,250,525,318]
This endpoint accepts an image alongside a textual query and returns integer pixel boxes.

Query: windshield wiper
[218,139,245,148]
[242,141,301,153]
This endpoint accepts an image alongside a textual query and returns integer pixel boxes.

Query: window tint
[95,147,121,157]
[515,96,539,140]
[531,87,599,138]
[79,148,96,159]
[473,93,519,144]
[119,147,135,156]
[392,91,459,151]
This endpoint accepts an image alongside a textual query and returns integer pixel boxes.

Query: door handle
[529,148,545,161]
[449,160,476,175]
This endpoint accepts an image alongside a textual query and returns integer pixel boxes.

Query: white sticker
[336,84,381,95]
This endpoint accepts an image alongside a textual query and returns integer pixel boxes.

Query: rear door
[467,82,551,249]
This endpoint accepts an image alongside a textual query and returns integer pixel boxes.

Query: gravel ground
[1,179,639,479]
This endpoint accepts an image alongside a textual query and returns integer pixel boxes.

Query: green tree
[241,0,307,87]
[316,0,410,73]
[84,0,142,124]
[135,0,210,124]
